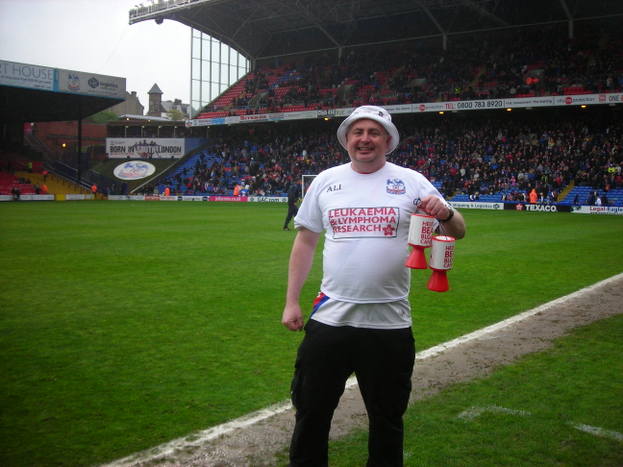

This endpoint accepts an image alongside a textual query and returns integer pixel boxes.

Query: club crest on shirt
[386,178,406,195]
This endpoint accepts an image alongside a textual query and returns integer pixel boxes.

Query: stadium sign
[284,110,317,120]
[506,203,572,213]
[0,194,54,202]
[106,138,185,159]
[572,206,623,215]
[208,196,247,202]
[0,60,55,91]
[0,59,125,98]
[450,201,503,210]
[108,195,146,201]
[239,112,285,123]
[248,196,287,203]
[57,69,125,99]
[113,161,156,180]
[239,114,270,123]
[318,109,338,118]
[188,93,623,127]
[384,104,412,113]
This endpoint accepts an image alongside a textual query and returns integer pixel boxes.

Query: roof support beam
[412,0,447,50]
[290,0,341,48]
[558,0,574,38]
[182,15,252,58]
[231,4,261,42]
[460,0,508,28]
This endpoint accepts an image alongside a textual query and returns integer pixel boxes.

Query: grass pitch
[0,201,622,465]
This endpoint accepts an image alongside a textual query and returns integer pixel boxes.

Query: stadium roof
[0,60,126,124]
[130,0,623,61]
[0,86,126,123]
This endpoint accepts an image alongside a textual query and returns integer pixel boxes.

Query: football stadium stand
[0,61,128,197]
[125,0,623,206]
[148,106,622,207]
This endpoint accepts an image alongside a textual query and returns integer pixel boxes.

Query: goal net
[301,174,317,197]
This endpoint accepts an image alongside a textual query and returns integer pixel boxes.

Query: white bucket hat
[336,105,400,155]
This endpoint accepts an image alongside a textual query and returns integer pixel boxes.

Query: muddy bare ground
[107,275,623,467]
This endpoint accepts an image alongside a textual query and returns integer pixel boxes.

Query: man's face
[345,118,390,172]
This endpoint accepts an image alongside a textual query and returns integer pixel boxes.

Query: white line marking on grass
[458,406,623,443]
[572,424,623,442]
[458,405,531,420]
[105,401,294,466]
[104,273,623,466]
[415,272,623,361]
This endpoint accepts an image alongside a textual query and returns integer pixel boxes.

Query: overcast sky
[0,0,191,109]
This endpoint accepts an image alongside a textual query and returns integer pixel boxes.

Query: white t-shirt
[295,161,444,306]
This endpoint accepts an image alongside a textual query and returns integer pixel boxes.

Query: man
[283,179,302,231]
[282,105,465,466]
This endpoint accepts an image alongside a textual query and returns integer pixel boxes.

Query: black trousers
[284,204,299,229]
[289,320,415,466]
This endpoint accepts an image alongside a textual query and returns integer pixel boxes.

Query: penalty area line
[104,272,623,466]
[458,406,623,443]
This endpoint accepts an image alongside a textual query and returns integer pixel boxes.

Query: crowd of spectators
[200,24,623,117]
[393,110,622,203]
[156,123,346,196]
[157,107,622,205]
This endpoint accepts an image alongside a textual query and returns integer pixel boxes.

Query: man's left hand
[419,195,450,220]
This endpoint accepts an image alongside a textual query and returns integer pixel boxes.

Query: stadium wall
[188,93,623,127]
[3,194,622,215]
[93,195,619,215]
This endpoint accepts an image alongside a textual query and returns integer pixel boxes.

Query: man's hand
[419,195,450,220]
[282,303,304,331]
[282,228,319,331]
[419,195,466,239]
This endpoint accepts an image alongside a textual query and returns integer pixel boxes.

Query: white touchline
[457,406,623,443]
[103,401,295,466]
[104,272,623,466]
[415,272,623,361]
[573,423,623,442]
[458,405,531,420]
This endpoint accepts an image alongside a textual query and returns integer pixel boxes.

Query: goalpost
[301,174,317,197]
